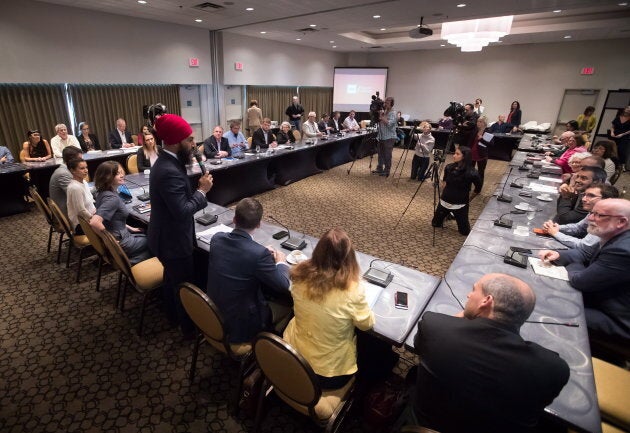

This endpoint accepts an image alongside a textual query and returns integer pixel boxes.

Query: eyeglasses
[583,193,602,199]
[588,211,625,220]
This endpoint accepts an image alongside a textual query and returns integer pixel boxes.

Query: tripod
[391,121,419,184]
[346,125,379,175]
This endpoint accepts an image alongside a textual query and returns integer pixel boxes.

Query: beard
[176,146,193,167]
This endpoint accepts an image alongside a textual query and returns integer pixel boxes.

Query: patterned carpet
[1,149,589,433]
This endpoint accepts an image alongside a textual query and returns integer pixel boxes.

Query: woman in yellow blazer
[576,106,597,134]
[283,227,375,389]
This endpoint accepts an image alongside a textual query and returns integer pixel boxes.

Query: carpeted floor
[2,149,625,432]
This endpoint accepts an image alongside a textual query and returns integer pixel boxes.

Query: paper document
[529,257,569,281]
[529,183,558,194]
[364,282,384,308]
[196,224,233,244]
[482,132,494,142]
[538,176,562,183]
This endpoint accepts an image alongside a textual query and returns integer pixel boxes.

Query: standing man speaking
[373,96,397,177]
[150,114,213,336]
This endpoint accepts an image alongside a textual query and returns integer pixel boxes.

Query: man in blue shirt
[373,96,397,177]
[223,120,248,157]
[0,145,15,163]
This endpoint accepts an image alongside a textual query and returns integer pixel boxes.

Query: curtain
[299,87,333,121]
[246,86,296,125]
[68,84,180,149]
[0,84,68,160]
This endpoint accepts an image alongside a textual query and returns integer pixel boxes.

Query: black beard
[176,146,193,166]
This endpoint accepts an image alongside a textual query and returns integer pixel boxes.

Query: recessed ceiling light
[260,31,267,34]
[373,15,381,18]
[194,19,203,22]
[440,44,445,46]
[310,24,316,27]
[564,35,572,39]
[296,38,301,41]
[245,7,254,11]
[553,9,562,13]
[137,0,147,4]
[380,28,386,31]
[457,3,466,7]
[329,40,334,43]
[332,45,337,48]
[619,2,628,5]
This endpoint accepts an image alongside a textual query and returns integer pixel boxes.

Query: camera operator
[455,103,479,148]
[372,96,397,177]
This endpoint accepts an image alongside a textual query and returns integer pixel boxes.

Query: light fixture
[246,7,254,11]
[329,40,334,43]
[441,15,513,52]
[564,35,572,39]
[296,38,301,41]
[553,9,562,13]
[373,15,381,18]
[380,28,386,31]
[619,2,628,5]
[260,31,267,34]
[194,19,203,23]
[310,24,316,27]
[440,44,445,46]
[137,0,147,4]
[332,45,337,48]
[456,3,466,7]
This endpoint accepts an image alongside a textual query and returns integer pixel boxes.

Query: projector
[408,27,433,39]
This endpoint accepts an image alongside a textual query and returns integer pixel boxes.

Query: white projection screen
[333,67,388,112]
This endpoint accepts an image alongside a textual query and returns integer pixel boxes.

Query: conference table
[123,185,441,347]
[0,162,30,216]
[405,151,601,433]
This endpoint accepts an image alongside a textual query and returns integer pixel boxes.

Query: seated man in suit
[318,113,331,133]
[328,111,344,133]
[554,166,607,225]
[251,118,277,150]
[411,273,569,433]
[488,115,511,134]
[206,198,291,344]
[202,125,230,160]
[108,118,133,149]
[540,198,630,340]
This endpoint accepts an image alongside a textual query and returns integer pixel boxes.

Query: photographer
[372,96,397,177]
[410,121,435,181]
[455,103,479,149]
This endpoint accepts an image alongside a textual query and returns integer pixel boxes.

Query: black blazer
[328,118,343,133]
[202,136,230,159]
[147,151,207,261]
[108,129,133,149]
[251,128,275,149]
[77,133,101,152]
[206,228,290,344]
[276,130,295,144]
[136,145,162,171]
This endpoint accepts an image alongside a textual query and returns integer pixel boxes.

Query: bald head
[478,273,536,327]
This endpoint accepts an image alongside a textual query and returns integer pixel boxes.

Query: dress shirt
[302,121,321,138]
[343,116,359,130]
[50,135,82,160]
[0,146,15,163]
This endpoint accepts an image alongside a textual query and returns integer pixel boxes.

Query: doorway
[553,89,600,138]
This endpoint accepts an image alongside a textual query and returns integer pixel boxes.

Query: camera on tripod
[444,101,465,126]
[369,91,385,125]
[143,103,167,127]
[432,148,445,163]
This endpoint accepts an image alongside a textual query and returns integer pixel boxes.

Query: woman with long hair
[66,158,95,235]
[591,140,617,180]
[611,105,630,170]
[506,100,522,132]
[136,130,161,171]
[20,129,52,162]
[431,146,482,235]
[76,122,101,152]
[283,227,375,390]
[469,116,490,187]
[90,161,151,264]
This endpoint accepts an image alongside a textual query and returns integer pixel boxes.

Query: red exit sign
[580,67,595,75]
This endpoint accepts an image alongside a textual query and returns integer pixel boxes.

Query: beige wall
[365,39,630,125]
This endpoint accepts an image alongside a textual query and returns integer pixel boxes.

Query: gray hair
[481,275,535,327]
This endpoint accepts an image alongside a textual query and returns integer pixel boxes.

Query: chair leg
[66,242,73,268]
[115,272,124,309]
[47,226,53,253]
[56,233,65,264]
[137,292,151,336]
[120,276,128,312]
[95,256,103,292]
[189,333,202,382]
[252,378,268,433]
[75,247,86,282]
[232,353,253,416]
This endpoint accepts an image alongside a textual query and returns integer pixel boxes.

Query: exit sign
[189,58,199,67]
[580,67,594,75]
[235,62,243,71]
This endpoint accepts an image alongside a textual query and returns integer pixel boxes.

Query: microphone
[362,258,393,288]
[509,176,529,189]
[193,150,206,175]
[494,209,526,229]
[268,215,306,251]
[137,185,150,202]
[525,320,579,327]
[208,139,223,165]
[497,166,514,203]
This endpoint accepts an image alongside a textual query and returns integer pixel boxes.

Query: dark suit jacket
[108,129,133,149]
[328,118,343,133]
[413,312,569,433]
[206,228,290,344]
[251,128,275,149]
[202,136,231,159]
[554,193,587,225]
[555,230,630,338]
[147,151,207,261]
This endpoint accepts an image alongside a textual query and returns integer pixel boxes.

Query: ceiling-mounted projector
[409,16,433,39]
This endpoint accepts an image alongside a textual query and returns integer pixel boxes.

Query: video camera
[369,91,385,125]
[444,101,465,126]
[143,103,167,127]
[432,148,445,163]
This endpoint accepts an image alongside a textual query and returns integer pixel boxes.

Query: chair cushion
[73,235,90,247]
[602,422,627,433]
[275,376,354,421]
[593,357,630,429]
[130,257,164,291]
[206,337,251,357]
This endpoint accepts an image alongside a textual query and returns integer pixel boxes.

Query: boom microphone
[497,166,514,203]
